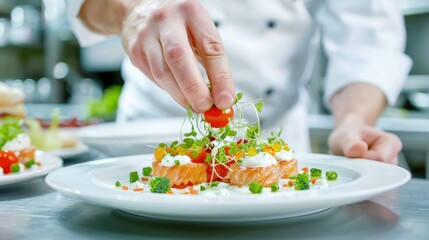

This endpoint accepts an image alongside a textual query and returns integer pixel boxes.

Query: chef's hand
[121,0,235,112]
[328,122,402,165]
[328,83,402,165]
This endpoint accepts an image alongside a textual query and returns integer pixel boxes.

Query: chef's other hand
[328,123,402,165]
[121,0,235,112]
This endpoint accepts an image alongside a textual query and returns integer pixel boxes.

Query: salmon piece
[152,162,207,187]
[17,147,36,163]
[227,163,279,187]
[278,159,298,179]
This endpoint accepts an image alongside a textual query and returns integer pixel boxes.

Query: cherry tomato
[0,151,19,174]
[236,139,248,145]
[187,149,207,163]
[206,160,234,182]
[203,106,234,128]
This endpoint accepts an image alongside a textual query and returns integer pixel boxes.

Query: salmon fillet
[152,162,207,187]
[279,159,298,179]
[227,163,279,187]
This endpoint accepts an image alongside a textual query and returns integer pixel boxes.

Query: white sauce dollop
[2,133,31,152]
[160,154,192,167]
[275,149,295,161]
[241,152,277,168]
[314,178,328,187]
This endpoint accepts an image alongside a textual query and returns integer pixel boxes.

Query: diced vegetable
[270,183,279,192]
[129,171,139,183]
[200,185,206,191]
[149,177,171,193]
[249,181,263,194]
[142,167,152,176]
[115,181,121,187]
[326,171,338,181]
[209,181,219,188]
[10,163,20,173]
[310,168,322,178]
[25,159,35,168]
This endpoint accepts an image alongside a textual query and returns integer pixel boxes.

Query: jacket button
[214,20,220,28]
[267,20,276,29]
[265,88,274,96]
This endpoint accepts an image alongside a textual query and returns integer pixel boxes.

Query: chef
[67,0,411,164]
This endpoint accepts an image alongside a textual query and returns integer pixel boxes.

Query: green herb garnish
[200,185,206,191]
[174,160,180,166]
[209,181,219,188]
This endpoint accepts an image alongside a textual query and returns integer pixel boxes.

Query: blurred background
[0,0,428,177]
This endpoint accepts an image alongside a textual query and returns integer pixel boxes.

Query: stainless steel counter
[0,149,428,240]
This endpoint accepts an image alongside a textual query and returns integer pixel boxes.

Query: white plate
[0,151,63,187]
[45,142,90,159]
[77,118,189,156]
[45,153,410,222]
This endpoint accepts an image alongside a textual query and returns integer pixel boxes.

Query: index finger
[186,4,235,109]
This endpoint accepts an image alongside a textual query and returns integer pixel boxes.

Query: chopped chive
[174,160,180,166]
[326,171,338,181]
[209,181,219,188]
[270,183,279,192]
[249,182,263,194]
[142,167,152,176]
[129,171,139,183]
[11,163,20,173]
[115,181,121,187]
[200,185,206,191]
[25,159,35,168]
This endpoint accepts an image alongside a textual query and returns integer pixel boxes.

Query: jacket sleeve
[66,0,111,47]
[315,0,412,107]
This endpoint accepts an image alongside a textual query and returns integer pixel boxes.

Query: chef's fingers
[363,129,402,165]
[186,3,235,109]
[342,141,368,159]
[127,34,156,86]
[144,38,188,109]
[158,15,213,113]
[329,126,368,158]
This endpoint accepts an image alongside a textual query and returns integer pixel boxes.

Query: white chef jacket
[67,0,411,153]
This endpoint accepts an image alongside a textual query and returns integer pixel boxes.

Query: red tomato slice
[0,151,19,174]
[203,106,234,128]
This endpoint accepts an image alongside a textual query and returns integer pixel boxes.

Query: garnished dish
[0,117,40,176]
[115,93,338,195]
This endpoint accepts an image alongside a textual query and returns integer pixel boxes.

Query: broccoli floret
[294,173,310,190]
[149,177,171,193]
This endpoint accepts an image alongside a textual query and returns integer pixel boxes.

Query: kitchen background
[0,0,428,177]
